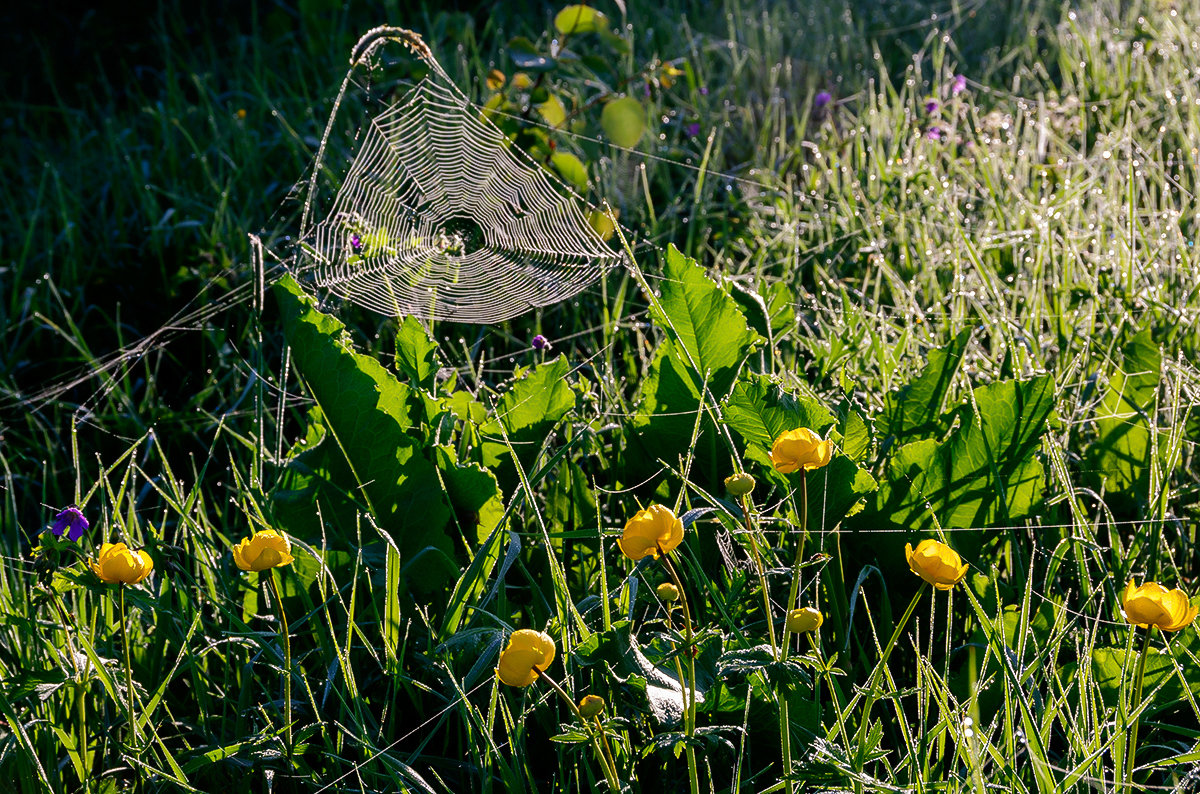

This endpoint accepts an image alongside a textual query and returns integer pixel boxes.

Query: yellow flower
[905,539,968,590]
[90,543,153,585]
[1123,580,1198,632]
[578,694,606,718]
[233,530,295,572]
[786,606,823,633]
[618,504,684,561]
[770,428,832,474]
[497,629,556,687]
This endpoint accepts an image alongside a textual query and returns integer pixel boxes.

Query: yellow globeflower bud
[618,504,684,561]
[232,530,295,572]
[769,428,832,474]
[786,606,823,633]
[1122,580,1198,632]
[656,582,681,602]
[89,543,154,585]
[578,694,606,718]
[497,629,557,687]
[724,472,756,497]
[905,539,968,590]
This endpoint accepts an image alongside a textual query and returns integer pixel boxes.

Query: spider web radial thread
[298,29,622,323]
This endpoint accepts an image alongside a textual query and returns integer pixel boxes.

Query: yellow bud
[724,472,756,496]
[486,68,506,91]
[786,606,823,633]
[656,582,680,602]
[578,694,606,718]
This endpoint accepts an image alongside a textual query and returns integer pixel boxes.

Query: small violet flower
[532,334,551,351]
[350,234,362,252]
[814,91,832,110]
[51,506,89,543]
[925,99,940,114]
[684,122,700,138]
[952,74,968,96]
[926,127,942,141]
[699,86,708,95]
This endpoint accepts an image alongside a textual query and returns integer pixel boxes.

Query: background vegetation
[1,0,1198,791]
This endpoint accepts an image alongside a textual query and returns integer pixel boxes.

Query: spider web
[292,27,622,323]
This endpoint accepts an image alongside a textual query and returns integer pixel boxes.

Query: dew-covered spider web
[290,26,623,323]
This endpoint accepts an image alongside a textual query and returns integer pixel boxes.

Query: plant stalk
[536,671,622,792]
[268,570,293,758]
[119,587,139,749]
[1124,626,1154,792]
[660,548,700,794]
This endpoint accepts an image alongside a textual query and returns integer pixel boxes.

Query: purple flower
[350,234,362,252]
[926,126,941,141]
[814,91,832,110]
[684,122,700,138]
[51,507,89,543]
[532,334,552,351]
[699,86,709,95]
[925,99,940,114]
[643,82,652,97]
[952,74,967,96]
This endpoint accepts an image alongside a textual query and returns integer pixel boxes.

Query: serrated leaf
[272,275,454,592]
[868,375,1056,552]
[554,5,608,34]
[1090,328,1159,493]
[395,315,438,391]
[481,356,576,484]
[601,96,645,148]
[879,329,970,444]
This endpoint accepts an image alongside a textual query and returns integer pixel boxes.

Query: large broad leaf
[395,316,438,391]
[1078,612,1200,715]
[480,356,576,487]
[878,329,971,446]
[866,375,1057,554]
[725,374,876,531]
[630,247,761,484]
[272,275,454,591]
[1089,329,1160,494]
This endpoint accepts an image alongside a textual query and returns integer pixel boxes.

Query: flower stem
[268,570,293,758]
[119,587,139,748]
[740,494,778,659]
[778,470,808,794]
[1124,626,1154,792]
[536,672,622,792]
[660,548,700,794]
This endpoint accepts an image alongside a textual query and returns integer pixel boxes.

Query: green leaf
[272,274,454,592]
[629,247,761,480]
[554,5,608,34]
[879,329,970,444]
[601,96,645,148]
[507,37,556,72]
[436,446,506,542]
[395,316,438,391]
[1089,328,1160,493]
[868,375,1057,548]
[481,356,577,484]
[537,93,568,127]
[551,151,589,192]
[724,374,836,447]
[1084,620,1200,716]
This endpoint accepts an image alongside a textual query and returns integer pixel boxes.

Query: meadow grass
[1,0,1198,791]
